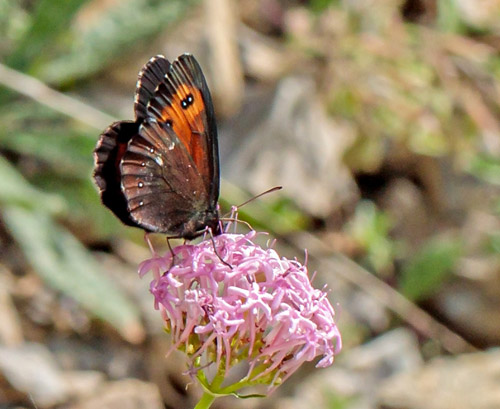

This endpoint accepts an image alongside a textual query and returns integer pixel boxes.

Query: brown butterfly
[93,54,220,240]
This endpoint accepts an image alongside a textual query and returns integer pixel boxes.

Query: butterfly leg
[166,237,177,271]
[144,232,157,256]
[207,228,233,269]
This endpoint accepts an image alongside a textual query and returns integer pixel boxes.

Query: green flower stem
[196,366,269,398]
[194,392,216,409]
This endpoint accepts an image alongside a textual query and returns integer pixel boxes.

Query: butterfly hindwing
[120,119,209,235]
[93,121,140,227]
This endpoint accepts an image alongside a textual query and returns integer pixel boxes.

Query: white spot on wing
[154,155,164,166]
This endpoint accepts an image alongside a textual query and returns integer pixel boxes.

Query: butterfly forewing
[146,55,219,204]
[120,119,208,234]
[134,56,171,121]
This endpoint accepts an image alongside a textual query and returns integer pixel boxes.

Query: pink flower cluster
[139,231,342,391]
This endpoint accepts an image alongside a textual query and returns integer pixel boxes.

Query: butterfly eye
[166,119,173,127]
[181,94,194,109]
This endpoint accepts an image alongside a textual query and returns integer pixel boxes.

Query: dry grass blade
[0,62,116,131]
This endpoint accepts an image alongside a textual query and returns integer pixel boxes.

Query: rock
[377,349,500,409]
[432,281,500,346]
[379,178,431,248]
[66,379,163,409]
[224,76,358,219]
[146,336,200,409]
[0,343,123,408]
[0,343,69,407]
[431,209,500,346]
[277,329,423,409]
[64,370,105,399]
[454,0,500,30]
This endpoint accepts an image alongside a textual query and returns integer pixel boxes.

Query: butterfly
[93,54,220,240]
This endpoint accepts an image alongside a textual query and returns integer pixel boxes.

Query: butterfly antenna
[235,186,282,209]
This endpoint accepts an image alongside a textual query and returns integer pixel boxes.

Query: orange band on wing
[158,83,208,178]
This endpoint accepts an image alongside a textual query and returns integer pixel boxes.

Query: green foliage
[437,0,466,33]
[486,231,500,254]
[219,181,308,235]
[0,155,64,214]
[468,154,500,186]
[303,2,500,174]
[399,238,462,301]
[39,0,197,85]
[3,206,141,340]
[7,0,89,71]
[0,0,29,53]
[0,99,118,234]
[3,0,197,85]
[0,102,96,176]
[346,201,398,276]
[326,392,354,409]
[309,0,339,14]
[0,151,140,337]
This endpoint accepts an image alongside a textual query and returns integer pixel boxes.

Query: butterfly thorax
[177,208,220,240]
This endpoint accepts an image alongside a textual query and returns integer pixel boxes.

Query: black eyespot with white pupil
[181,94,194,109]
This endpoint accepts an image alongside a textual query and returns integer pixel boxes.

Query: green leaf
[0,0,30,54]
[484,231,500,255]
[346,201,397,275]
[0,130,95,177]
[468,154,500,185]
[0,100,95,177]
[39,0,198,85]
[34,173,123,237]
[437,0,465,33]
[7,0,90,70]
[2,206,143,342]
[231,392,266,399]
[309,0,338,13]
[0,155,65,214]
[399,237,462,301]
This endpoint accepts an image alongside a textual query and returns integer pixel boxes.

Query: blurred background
[1,0,500,408]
